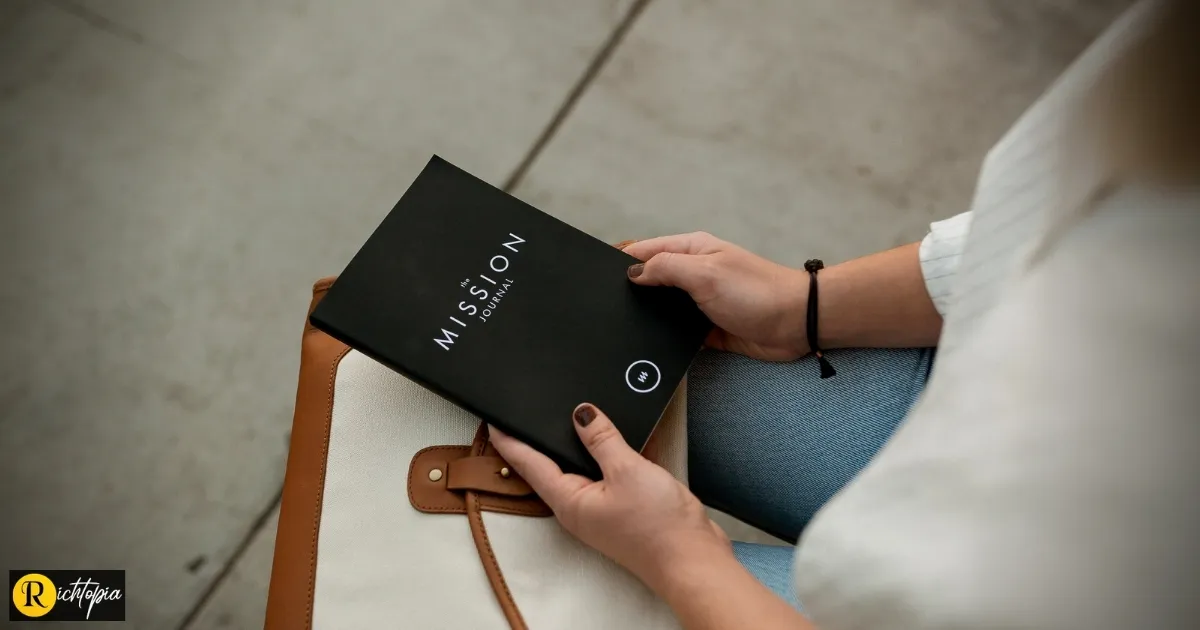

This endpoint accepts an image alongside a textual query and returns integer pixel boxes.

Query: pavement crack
[502,0,654,192]
[174,486,284,630]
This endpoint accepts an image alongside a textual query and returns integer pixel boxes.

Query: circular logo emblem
[12,573,56,618]
[625,360,661,393]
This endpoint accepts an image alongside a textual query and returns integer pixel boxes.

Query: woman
[491,1,1199,627]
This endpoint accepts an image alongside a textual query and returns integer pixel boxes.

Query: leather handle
[446,456,534,496]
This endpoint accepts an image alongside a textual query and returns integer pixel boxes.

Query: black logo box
[9,570,126,622]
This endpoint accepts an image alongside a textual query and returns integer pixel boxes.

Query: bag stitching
[479,500,552,517]
[304,345,351,630]
[407,446,471,510]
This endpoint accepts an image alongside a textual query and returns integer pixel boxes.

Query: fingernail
[627,263,644,279]
[573,403,597,427]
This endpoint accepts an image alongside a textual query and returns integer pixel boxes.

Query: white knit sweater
[793,3,1200,628]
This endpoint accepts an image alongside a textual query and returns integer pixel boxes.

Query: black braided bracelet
[804,259,837,379]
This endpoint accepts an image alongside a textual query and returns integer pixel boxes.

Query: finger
[572,403,641,478]
[628,251,717,301]
[622,232,717,261]
[704,328,730,351]
[488,425,587,509]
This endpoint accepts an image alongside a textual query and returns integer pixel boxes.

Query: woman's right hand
[624,232,811,361]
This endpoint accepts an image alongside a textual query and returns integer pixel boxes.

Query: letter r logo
[22,580,44,606]
[11,573,56,618]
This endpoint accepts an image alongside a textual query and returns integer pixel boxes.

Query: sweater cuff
[918,211,973,316]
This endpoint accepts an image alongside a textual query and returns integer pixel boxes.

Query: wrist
[812,261,850,349]
[778,267,812,357]
[639,532,738,601]
[644,533,818,630]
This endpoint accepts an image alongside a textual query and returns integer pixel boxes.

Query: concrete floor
[0,1,1128,627]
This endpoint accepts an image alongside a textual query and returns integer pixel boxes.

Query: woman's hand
[490,405,815,629]
[623,232,810,361]
[487,403,732,592]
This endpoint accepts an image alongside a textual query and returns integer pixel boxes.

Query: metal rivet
[428,468,443,482]
[499,467,511,478]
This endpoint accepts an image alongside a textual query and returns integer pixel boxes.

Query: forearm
[815,242,943,349]
[647,542,815,630]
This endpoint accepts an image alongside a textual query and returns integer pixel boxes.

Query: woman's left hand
[488,403,731,592]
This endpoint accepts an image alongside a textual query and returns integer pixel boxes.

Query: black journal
[310,156,711,476]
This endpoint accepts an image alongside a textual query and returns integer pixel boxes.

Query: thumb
[572,403,640,477]
[628,252,714,298]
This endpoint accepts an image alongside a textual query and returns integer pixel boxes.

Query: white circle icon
[625,360,661,393]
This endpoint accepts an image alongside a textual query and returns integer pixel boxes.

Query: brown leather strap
[463,424,529,630]
[266,277,350,630]
[467,489,528,630]
[446,456,535,496]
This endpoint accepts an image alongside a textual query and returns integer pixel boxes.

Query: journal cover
[311,156,712,476]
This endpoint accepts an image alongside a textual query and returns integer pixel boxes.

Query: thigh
[687,348,934,542]
[732,542,805,611]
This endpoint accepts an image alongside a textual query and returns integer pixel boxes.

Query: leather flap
[408,443,552,518]
[447,456,535,496]
[409,446,474,513]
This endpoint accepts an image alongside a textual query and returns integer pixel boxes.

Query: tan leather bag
[265,273,687,629]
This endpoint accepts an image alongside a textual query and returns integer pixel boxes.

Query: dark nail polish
[573,404,597,427]
[627,263,644,279]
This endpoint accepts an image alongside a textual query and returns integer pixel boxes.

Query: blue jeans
[687,348,935,609]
